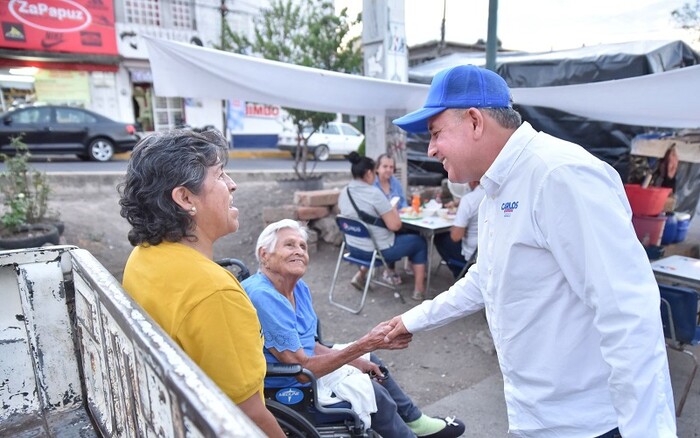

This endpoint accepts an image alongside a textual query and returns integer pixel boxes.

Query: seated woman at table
[434,181,485,278]
[339,151,428,301]
[119,129,284,437]
[373,153,412,283]
[242,219,465,438]
[374,153,408,209]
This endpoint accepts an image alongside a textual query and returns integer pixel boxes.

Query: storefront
[0,0,123,118]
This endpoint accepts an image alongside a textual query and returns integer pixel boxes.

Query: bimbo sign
[9,0,91,32]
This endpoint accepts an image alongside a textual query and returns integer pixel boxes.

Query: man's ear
[171,186,194,212]
[467,108,485,138]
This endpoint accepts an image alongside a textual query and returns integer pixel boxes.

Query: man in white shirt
[434,181,485,278]
[385,65,676,437]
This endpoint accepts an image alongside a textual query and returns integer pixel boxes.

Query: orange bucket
[624,184,671,216]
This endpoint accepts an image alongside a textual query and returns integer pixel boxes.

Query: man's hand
[383,315,410,344]
[360,320,413,351]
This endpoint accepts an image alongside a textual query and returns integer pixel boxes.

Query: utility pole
[485,0,498,71]
[220,0,230,140]
[220,0,229,50]
[439,0,446,54]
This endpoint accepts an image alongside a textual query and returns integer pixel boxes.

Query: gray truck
[0,246,264,437]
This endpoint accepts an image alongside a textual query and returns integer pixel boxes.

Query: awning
[144,37,700,129]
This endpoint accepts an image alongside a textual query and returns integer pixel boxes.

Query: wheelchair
[217,258,379,437]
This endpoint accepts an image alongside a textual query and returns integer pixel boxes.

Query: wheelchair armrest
[265,362,366,435]
[266,363,304,377]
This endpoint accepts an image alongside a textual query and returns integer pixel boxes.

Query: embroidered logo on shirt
[501,201,518,217]
[276,387,304,405]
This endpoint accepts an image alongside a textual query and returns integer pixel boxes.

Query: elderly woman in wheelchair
[242,219,465,438]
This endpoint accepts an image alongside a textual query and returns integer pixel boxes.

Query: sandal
[411,290,425,301]
[351,271,366,291]
[382,270,402,285]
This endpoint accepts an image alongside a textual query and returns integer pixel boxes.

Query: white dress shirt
[402,122,676,437]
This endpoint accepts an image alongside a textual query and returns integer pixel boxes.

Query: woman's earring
[189,206,197,215]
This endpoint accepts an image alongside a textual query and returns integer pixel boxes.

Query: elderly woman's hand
[359,320,413,352]
[350,357,382,375]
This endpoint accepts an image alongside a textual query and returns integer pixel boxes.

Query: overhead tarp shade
[511,65,700,129]
[143,36,427,116]
[143,37,700,129]
[409,40,700,85]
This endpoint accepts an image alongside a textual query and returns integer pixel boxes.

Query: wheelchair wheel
[266,399,321,437]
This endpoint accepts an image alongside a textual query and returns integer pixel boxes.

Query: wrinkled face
[376,156,395,182]
[264,227,309,278]
[427,110,479,183]
[192,163,238,241]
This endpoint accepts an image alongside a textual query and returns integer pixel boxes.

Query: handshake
[363,316,412,351]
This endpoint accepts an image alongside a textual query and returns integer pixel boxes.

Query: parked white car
[277,122,364,161]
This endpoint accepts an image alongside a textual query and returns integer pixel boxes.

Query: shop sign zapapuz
[9,0,91,32]
[0,0,117,55]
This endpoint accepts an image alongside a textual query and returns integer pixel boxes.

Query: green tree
[672,1,700,42]
[224,0,362,179]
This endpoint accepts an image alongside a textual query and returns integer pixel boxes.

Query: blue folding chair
[329,215,402,314]
[659,283,700,417]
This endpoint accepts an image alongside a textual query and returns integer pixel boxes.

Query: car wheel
[314,144,329,161]
[88,138,115,162]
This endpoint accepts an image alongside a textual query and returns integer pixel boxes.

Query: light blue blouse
[242,272,318,388]
[374,175,408,209]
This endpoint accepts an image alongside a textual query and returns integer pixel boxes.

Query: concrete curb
[46,171,351,192]
[113,149,290,161]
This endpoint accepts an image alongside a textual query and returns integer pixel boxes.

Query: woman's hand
[350,357,381,374]
[359,320,413,352]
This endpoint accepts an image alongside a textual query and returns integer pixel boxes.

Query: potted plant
[0,137,61,249]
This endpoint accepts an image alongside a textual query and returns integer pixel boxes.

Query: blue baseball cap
[393,65,511,133]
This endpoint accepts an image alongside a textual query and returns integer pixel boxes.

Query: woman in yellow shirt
[119,129,284,437]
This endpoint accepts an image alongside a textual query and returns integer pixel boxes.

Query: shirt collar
[481,122,537,198]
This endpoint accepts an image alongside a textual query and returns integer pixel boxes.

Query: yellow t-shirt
[122,241,265,404]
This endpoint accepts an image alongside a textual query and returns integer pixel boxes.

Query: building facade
[0,0,273,136]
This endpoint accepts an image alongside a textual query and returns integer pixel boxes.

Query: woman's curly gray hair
[118,129,229,246]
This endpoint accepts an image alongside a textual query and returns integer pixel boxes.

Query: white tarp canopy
[144,37,700,129]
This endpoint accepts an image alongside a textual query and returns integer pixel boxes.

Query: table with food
[399,200,456,293]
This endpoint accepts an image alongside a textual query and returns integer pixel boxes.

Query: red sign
[0,0,117,55]
[246,103,280,118]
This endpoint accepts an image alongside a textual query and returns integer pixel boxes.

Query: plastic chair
[658,283,700,416]
[329,215,401,314]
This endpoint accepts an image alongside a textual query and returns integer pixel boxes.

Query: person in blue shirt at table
[374,153,410,284]
[383,65,676,437]
[374,153,408,210]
